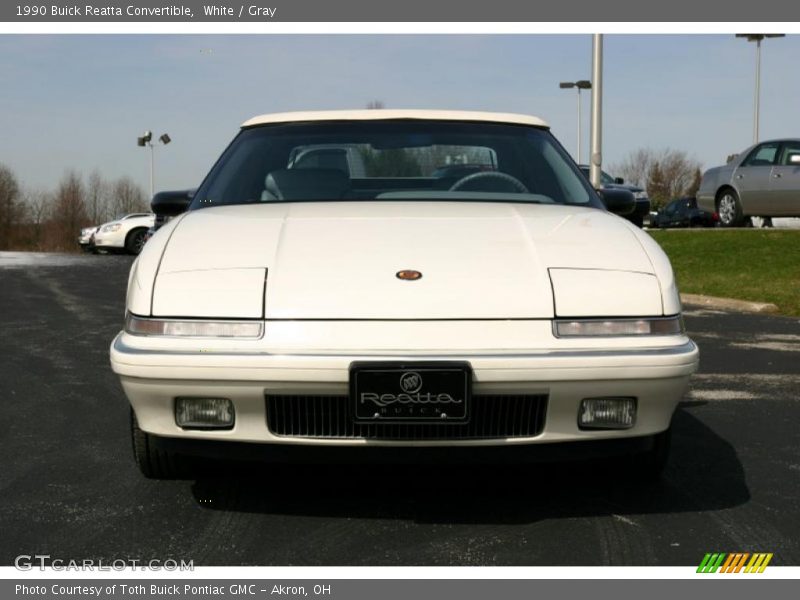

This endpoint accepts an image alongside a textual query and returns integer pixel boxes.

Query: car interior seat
[261,168,351,201]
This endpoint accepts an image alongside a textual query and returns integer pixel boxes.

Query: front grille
[266,394,547,440]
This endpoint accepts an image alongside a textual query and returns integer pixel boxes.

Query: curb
[681,293,779,314]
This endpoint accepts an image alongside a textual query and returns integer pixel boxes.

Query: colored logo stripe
[720,553,748,573]
[697,553,726,573]
[745,553,773,573]
[697,553,773,573]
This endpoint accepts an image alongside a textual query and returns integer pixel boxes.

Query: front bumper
[93,229,126,249]
[110,322,698,449]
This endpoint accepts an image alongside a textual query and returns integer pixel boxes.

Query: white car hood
[150,202,658,319]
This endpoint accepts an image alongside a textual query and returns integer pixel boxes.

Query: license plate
[350,361,471,423]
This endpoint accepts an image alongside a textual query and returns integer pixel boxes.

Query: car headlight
[102,223,122,233]
[125,313,264,338]
[634,191,648,200]
[553,316,684,337]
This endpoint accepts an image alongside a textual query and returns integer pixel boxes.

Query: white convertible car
[110,110,698,479]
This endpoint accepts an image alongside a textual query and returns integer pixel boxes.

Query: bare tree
[110,177,148,216]
[685,167,703,199]
[0,163,22,250]
[86,170,111,224]
[611,148,703,210]
[22,189,53,251]
[612,149,654,189]
[646,162,669,208]
[53,170,88,251]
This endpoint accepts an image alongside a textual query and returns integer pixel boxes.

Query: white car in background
[93,213,155,255]
[78,225,99,251]
[110,110,698,481]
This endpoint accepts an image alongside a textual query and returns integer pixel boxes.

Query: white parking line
[686,372,800,401]
[687,389,758,401]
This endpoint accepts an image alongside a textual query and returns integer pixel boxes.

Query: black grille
[266,394,547,440]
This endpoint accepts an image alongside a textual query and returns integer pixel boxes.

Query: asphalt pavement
[1,252,798,566]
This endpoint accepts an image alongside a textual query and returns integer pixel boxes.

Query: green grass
[649,230,800,316]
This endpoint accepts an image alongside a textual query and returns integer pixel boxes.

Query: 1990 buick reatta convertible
[109,110,698,479]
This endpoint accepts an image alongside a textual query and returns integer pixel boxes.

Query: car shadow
[188,405,749,525]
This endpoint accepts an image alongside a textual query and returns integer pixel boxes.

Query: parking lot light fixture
[559,80,592,164]
[589,34,604,189]
[735,34,785,144]
[137,130,172,198]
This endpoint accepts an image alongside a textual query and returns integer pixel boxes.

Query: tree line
[0,163,148,252]
[610,148,703,211]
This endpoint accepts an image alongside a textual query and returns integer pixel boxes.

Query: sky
[0,34,798,195]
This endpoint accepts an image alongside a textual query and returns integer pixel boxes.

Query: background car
[697,138,800,227]
[78,225,99,251]
[92,213,155,255]
[579,165,650,228]
[652,197,718,228]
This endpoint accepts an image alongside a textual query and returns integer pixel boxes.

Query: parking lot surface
[1,252,799,566]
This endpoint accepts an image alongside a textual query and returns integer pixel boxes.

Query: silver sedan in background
[697,139,800,227]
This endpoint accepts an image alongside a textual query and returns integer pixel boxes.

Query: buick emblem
[396,269,422,281]
[399,371,423,393]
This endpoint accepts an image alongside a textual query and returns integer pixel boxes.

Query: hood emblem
[400,372,423,393]
[396,269,422,281]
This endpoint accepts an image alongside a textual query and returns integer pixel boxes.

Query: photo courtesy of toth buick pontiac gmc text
[108,110,698,481]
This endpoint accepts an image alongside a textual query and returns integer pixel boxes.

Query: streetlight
[559,79,592,164]
[137,130,172,198]
[736,34,784,144]
[589,34,604,189]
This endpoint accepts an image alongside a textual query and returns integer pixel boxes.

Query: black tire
[716,188,744,227]
[130,409,189,479]
[628,214,644,228]
[125,228,147,255]
[628,428,671,482]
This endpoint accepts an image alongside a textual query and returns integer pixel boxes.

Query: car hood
[149,202,661,319]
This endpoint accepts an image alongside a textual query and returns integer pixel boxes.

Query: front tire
[717,189,744,227]
[629,428,671,481]
[125,228,147,255]
[131,409,189,479]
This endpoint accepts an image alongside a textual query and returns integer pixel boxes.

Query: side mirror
[614,177,625,185]
[597,188,636,216]
[151,189,193,217]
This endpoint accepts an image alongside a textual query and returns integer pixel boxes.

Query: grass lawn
[648,230,800,317]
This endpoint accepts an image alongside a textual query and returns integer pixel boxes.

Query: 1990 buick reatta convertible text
[109,110,698,479]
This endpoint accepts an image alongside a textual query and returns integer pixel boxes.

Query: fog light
[578,397,636,430]
[175,398,234,429]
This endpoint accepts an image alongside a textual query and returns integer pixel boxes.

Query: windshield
[191,120,600,209]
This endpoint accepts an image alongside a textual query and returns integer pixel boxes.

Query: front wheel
[717,189,744,227]
[125,228,147,255]
[628,428,671,481]
[131,409,190,479]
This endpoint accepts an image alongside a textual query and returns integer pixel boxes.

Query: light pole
[137,131,172,198]
[559,79,592,164]
[736,34,784,144]
[589,34,603,189]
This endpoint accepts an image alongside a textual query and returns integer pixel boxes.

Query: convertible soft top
[241,109,550,129]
